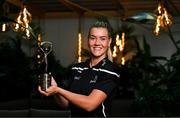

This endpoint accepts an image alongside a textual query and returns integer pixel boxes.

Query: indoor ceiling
[3,0,180,19]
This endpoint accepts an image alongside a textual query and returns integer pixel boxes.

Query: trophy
[39,41,53,91]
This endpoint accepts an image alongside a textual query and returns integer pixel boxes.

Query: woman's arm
[43,86,107,112]
[39,76,107,112]
[53,93,69,108]
[57,88,107,112]
[38,77,69,109]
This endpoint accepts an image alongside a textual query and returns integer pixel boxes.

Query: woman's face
[88,27,111,58]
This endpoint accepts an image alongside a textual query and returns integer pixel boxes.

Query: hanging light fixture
[121,57,125,65]
[77,32,82,63]
[1,2,10,32]
[2,24,6,32]
[112,34,119,58]
[120,32,125,65]
[119,32,125,51]
[153,1,173,36]
[77,15,83,63]
[13,4,32,38]
[112,32,126,65]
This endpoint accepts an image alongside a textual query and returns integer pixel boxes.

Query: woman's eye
[100,38,106,41]
[90,37,96,40]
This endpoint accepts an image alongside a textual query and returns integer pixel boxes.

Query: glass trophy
[39,41,53,91]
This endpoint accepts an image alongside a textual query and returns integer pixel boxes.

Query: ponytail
[107,47,113,62]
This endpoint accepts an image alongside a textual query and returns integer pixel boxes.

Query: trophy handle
[40,41,53,56]
[39,41,53,73]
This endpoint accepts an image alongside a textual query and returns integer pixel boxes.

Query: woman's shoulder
[103,59,121,72]
[98,58,121,80]
[70,60,89,69]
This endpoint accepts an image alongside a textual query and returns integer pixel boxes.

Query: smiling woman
[38,21,121,117]
[88,22,112,66]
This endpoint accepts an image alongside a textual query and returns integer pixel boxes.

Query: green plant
[123,34,180,116]
[0,17,67,100]
[0,32,33,101]
[113,13,180,116]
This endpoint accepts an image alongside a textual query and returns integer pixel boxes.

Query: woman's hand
[38,76,59,96]
[50,76,58,87]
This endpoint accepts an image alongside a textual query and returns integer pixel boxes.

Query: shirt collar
[85,57,108,68]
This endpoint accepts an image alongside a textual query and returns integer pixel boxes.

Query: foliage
[0,18,67,100]
[0,31,33,101]
[124,35,180,116]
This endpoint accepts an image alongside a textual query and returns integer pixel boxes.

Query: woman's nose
[95,38,100,45]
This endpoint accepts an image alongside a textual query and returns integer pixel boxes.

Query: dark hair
[88,21,112,38]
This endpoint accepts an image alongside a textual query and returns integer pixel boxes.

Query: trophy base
[39,73,51,91]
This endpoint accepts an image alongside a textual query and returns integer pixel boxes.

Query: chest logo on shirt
[90,75,98,83]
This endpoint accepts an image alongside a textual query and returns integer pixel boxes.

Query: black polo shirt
[67,57,120,117]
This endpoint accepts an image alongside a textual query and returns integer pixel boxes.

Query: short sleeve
[93,76,117,96]
[60,66,74,90]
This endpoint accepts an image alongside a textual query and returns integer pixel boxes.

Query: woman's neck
[90,55,106,67]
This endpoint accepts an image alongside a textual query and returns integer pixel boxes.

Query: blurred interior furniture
[0,97,133,117]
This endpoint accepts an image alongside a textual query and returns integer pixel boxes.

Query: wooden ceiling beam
[57,0,118,18]
[6,0,45,17]
[167,0,180,16]
[111,0,126,18]
[6,0,21,7]
[24,3,45,17]
[57,0,86,15]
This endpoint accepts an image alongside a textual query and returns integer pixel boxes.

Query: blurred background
[0,0,180,117]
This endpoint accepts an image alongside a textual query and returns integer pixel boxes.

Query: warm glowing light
[78,33,82,63]
[2,24,6,32]
[154,15,161,36]
[23,7,31,37]
[119,32,125,51]
[37,55,41,59]
[121,57,125,65]
[112,46,117,57]
[112,34,120,58]
[14,5,32,38]
[163,8,172,26]
[153,2,173,36]
[37,34,41,46]
[116,34,120,46]
[15,13,22,30]
[112,32,126,65]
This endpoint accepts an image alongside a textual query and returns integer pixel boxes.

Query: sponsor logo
[90,75,98,83]
[74,76,81,80]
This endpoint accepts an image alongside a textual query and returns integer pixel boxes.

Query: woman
[38,21,120,117]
